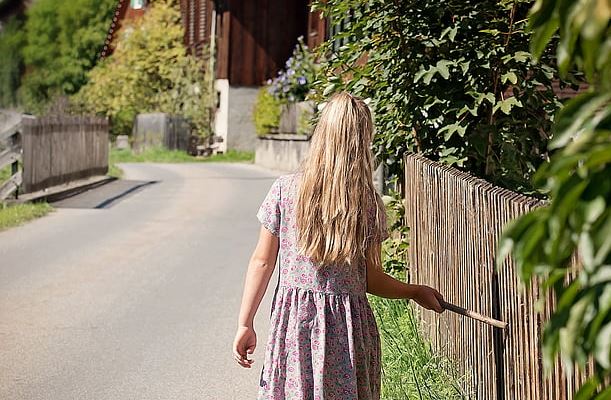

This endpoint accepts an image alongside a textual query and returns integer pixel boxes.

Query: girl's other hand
[233,326,257,368]
[413,285,445,313]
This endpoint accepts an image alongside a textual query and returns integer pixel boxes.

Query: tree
[499,1,611,397]
[19,0,116,112]
[74,0,213,137]
[0,16,25,108]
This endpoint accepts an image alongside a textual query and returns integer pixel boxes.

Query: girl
[233,92,445,399]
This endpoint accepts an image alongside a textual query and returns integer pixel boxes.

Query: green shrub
[74,0,214,137]
[19,0,116,112]
[0,16,26,108]
[253,87,282,136]
[312,0,568,194]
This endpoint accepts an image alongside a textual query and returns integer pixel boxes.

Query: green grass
[0,202,53,231]
[108,163,124,179]
[0,165,10,182]
[108,147,254,180]
[109,147,254,164]
[370,272,469,399]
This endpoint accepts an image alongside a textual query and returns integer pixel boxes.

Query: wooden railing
[0,113,31,200]
[0,115,109,200]
[404,153,594,399]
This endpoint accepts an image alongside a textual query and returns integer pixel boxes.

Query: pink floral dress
[256,173,388,400]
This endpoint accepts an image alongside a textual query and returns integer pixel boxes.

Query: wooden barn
[103,0,325,152]
[181,0,319,152]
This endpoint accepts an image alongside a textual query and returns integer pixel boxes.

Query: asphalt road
[0,163,281,400]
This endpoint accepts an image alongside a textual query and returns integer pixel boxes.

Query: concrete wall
[226,86,259,152]
[255,134,311,172]
[214,79,229,153]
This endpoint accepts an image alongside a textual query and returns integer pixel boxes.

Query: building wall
[216,0,309,86]
[225,85,259,151]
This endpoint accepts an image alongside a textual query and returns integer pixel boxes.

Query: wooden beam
[0,170,22,200]
[0,122,20,142]
[0,147,21,171]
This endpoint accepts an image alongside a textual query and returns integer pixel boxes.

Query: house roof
[100,0,147,59]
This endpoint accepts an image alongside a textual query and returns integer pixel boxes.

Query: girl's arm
[233,225,279,368]
[366,240,445,313]
[237,225,280,328]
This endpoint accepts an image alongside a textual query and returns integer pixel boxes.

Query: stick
[440,300,508,330]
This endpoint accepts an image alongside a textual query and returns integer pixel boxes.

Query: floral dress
[256,173,388,400]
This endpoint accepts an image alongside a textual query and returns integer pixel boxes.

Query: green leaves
[74,0,213,136]
[18,0,116,112]
[499,1,611,391]
[493,96,524,115]
[0,16,26,108]
[253,88,282,135]
[529,0,611,88]
[313,0,563,191]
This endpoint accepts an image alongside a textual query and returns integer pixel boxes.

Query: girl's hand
[233,326,257,368]
[412,285,445,313]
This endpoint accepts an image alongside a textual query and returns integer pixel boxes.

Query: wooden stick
[440,300,508,330]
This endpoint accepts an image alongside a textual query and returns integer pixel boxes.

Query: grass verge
[369,287,469,399]
[110,147,254,164]
[0,202,53,231]
[108,147,254,178]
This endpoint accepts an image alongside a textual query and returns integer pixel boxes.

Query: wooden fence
[0,115,109,199]
[403,153,594,399]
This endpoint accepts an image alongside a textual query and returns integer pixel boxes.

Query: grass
[108,163,124,179]
[108,147,254,179]
[0,202,53,231]
[0,165,10,182]
[370,269,469,399]
[109,147,254,164]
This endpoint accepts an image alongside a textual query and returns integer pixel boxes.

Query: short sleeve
[256,177,282,236]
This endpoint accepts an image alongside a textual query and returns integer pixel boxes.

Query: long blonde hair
[296,92,384,268]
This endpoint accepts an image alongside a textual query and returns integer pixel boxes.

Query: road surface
[0,163,281,400]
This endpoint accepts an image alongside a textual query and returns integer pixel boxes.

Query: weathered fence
[21,116,108,194]
[132,113,191,153]
[0,113,32,199]
[0,115,109,199]
[404,153,594,399]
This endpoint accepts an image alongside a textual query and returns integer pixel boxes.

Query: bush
[0,16,26,108]
[19,0,116,113]
[312,0,569,193]
[253,87,282,136]
[73,0,213,136]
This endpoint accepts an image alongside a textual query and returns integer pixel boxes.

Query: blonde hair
[296,92,384,268]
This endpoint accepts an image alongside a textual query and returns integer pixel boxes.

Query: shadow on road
[51,180,158,209]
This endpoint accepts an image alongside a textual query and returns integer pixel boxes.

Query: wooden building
[103,0,320,152]
[180,0,316,152]
[101,0,148,59]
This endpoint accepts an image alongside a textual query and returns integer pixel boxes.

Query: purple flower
[297,76,306,85]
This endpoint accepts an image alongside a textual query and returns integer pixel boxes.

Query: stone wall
[255,134,311,172]
[226,86,259,152]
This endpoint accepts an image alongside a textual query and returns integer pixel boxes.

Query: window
[130,0,146,10]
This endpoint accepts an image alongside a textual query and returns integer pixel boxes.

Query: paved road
[0,163,281,400]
